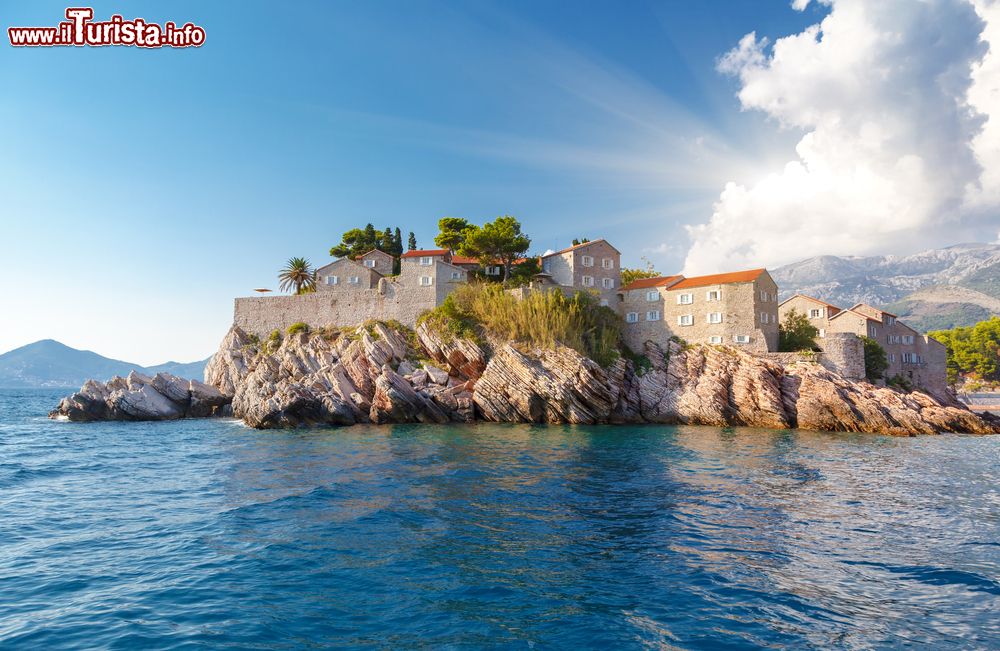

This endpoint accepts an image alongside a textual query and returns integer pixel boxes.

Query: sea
[2,388,999,649]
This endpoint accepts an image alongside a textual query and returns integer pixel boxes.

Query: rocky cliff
[52,322,1000,436]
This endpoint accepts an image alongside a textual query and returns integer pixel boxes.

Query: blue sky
[5,0,972,364]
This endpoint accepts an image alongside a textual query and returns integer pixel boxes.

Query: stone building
[779,295,947,395]
[620,268,780,353]
[357,249,395,275]
[314,258,382,290]
[540,239,621,306]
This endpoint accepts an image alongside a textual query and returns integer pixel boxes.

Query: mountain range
[0,339,210,389]
[772,242,1000,332]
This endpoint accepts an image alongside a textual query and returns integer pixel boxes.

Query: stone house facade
[620,268,780,353]
[315,258,381,290]
[540,239,621,306]
[357,249,395,275]
[778,295,947,395]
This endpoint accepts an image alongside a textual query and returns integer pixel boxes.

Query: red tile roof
[849,302,897,318]
[621,275,683,292]
[671,268,767,290]
[401,249,450,258]
[779,293,843,312]
[450,255,478,265]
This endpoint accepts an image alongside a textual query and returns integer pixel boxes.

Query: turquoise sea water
[2,389,1000,649]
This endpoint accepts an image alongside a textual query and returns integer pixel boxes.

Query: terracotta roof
[829,309,878,323]
[670,268,767,290]
[358,248,392,258]
[450,255,478,265]
[621,275,684,292]
[401,249,450,258]
[540,238,620,258]
[778,293,843,312]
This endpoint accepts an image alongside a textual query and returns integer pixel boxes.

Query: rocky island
[51,319,999,436]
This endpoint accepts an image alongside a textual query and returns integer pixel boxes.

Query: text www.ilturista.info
[8,8,205,48]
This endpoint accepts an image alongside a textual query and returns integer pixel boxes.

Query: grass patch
[419,283,622,366]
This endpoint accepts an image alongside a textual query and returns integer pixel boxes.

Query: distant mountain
[0,339,210,389]
[773,243,1000,332]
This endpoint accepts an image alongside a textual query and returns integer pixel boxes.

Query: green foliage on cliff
[860,336,889,382]
[419,283,622,366]
[779,309,819,352]
[929,316,1000,383]
[286,322,310,335]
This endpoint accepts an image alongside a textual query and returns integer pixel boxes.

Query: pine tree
[408,232,417,251]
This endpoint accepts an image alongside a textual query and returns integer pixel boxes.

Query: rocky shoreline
[50,321,1000,436]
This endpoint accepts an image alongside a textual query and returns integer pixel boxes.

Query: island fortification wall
[234,280,437,337]
[757,333,865,381]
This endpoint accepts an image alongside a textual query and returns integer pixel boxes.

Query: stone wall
[818,332,865,380]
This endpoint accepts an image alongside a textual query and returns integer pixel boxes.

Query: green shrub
[779,308,819,351]
[860,336,889,381]
[286,322,310,335]
[887,373,913,392]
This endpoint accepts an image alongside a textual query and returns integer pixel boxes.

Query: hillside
[773,243,1000,332]
[0,339,209,388]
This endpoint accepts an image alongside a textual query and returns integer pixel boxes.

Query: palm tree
[278,257,317,295]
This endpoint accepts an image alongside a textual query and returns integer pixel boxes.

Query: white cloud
[684,0,999,275]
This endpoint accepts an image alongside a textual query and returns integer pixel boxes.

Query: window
[582,276,594,287]
[626,312,639,323]
[419,276,433,286]
[450,271,462,280]
[581,255,594,267]
[869,325,878,337]
[733,335,751,344]
[364,259,376,268]
[677,293,693,305]
[602,277,614,289]
[646,310,661,321]
[706,290,721,301]
[326,275,339,285]
[601,258,613,269]
[708,336,723,344]
[484,266,502,276]
[819,328,826,338]
[903,335,914,344]
[599,299,609,307]
[760,290,770,301]
[646,290,659,302]
[348,276,360,284]
[419,256,433,266]
[760,312,770,324]
[707,312,722,324]
[809,308,822,318]
[677,314,693,326]
[902,352,914,363]
[889,353,896,362]
[886,316,896,325]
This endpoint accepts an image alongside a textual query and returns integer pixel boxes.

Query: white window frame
[677,293,693,305]
[602,277,614,289]
[869,326,878,337]
[706,290,721,302]
[809,308,822,318]
[581,255,594,267]
[626,312,639,323]
[599,299,609,307]
[601,258,613,269]
[678,314,693,326]
[760,312,769,324]
[485,266,501,276]
[326,275,338,285]
[733,335,751,344]
[819,328,826,338]
[348,276,360,285]
[760,290,770,302]
[450,271,462,280]
[419,256,433,266]
[582,275,595,287]
[419,276,433,286]
[363,259,376,268]
[645,290,659,302]
[708,335,723,344]
[707,312,722,324]
[903,335,914,345]
[646,310,661,322]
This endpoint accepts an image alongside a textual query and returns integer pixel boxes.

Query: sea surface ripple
[2,389,999,649]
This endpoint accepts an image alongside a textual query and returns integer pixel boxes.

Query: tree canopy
[433,217,472,253]
[408,232,417,251]
[458,215,531,281]
[778,309,819,352]
[930,316,1000,384]
[621,258,660,287]
[860,336,889,382]
[329,222,404,260]
[278,257,317,295]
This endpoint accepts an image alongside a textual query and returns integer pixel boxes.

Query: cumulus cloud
[683,0,1000,275]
